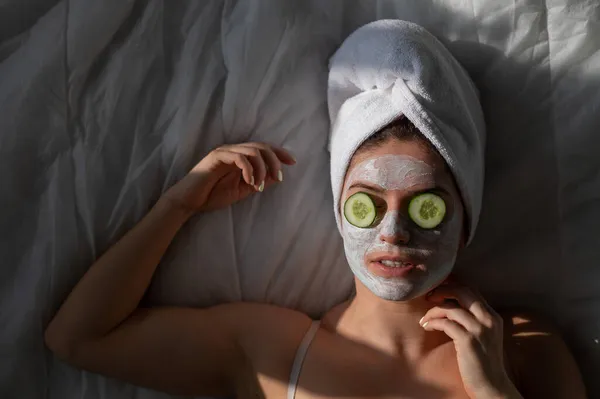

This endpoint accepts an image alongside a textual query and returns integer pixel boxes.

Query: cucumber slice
[344,192,377,228]
[408,193,446,229]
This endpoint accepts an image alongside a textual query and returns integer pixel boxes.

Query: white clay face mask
[340,155,462,301]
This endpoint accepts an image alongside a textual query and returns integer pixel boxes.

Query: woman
[45,21,586,399]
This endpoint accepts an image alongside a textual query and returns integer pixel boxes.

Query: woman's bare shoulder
[210,302,315,359]
[207,302,316,396]
[500,310,587,398]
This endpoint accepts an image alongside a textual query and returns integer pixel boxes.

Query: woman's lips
[368,261,415,278]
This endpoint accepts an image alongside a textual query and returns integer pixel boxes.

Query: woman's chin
[362,263,440,301]
[370,283,419,301]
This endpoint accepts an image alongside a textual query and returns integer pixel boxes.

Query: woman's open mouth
[369,260,415,278]
[379,260,412,268]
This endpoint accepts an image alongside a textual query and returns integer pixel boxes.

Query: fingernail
[422,321,429,328]
[419,317,425,325]
[258,181,265,192]
[250,176,255,186]
[277,170,283,182]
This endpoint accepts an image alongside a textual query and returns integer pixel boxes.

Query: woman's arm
[45,143,300,396]
[45,198,247,396]
[45,198,189,353]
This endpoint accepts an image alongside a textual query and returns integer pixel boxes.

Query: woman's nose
[379,210,410,244]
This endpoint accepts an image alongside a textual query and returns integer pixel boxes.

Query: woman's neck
[325,278,450,362]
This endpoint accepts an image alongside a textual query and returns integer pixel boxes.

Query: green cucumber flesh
[408,193,446,229]
[344,192,376,228]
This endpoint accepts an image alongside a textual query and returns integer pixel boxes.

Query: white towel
[328,20,486,244]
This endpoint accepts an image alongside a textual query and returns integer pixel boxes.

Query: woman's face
[340,138,464,301]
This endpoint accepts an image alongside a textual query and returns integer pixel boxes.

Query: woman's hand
[164,142,296,214]
[420,283,522,399]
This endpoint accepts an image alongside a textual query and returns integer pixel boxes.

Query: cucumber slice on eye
[344,192,377,228]
[408,193,446,229]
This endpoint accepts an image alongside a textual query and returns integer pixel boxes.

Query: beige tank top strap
[287,320,321,399]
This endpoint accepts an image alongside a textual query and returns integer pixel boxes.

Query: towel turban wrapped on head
[328,20,486,244]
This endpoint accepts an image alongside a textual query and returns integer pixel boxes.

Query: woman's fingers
[221,146,267,190]
[270,145,296,165]
[222,142,295,190]
[239,143,284,182]
[211,142,295,191]
[427,284,498,328]
[421,318,470,342]
[420,303,483,337]
[213,150,254,186]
